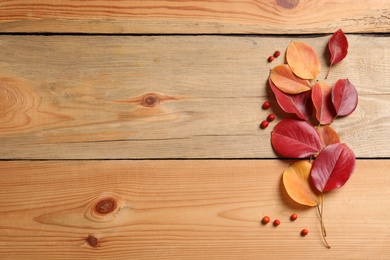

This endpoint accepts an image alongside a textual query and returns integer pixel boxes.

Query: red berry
[267,114,275,122]
[260,120,269,129]
[273,219,280,227]
[301,229,308,236]
[268,56,274,62]
[274,50,281,58]
[262,216,270,225]
[290,213,298,221]
[262,101,271,109]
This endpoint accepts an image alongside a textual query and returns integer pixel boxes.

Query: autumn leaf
[271,119,322,158]
[283,161,321,206]
[270,64,312,94]
[310,143,356,192]
[316,125,340,148]
[268,78,312,120]
[312,82,337,125]
[332,79,358,116]
[326,29,348,79]
[286,41,321,80]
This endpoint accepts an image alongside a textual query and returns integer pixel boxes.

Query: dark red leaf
[271,119,322,158]
[269,78,312,120]
[310,143,356,192]
[326,29,348,79]
[332,79,358,116]
[312,82,337,125]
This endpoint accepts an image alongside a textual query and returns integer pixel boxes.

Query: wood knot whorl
[85,235,99,247]
[94,198,117,215]
[85,193,122,222]
[276,0,299,9]
[0,76,39,131]
[141,94,160,107]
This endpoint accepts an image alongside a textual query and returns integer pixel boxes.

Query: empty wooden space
[0,35,389,159]
[0,0,389,34]
[0,1,389,259]
[1,160,389,259]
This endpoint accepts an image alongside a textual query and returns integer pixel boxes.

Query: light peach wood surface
[0,0,389,34]
[0,160,389,259]
[0,35,389,159]
[0,1,389,259]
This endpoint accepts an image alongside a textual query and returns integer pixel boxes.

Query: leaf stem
[316,194,331,249]
[325,63,333,79]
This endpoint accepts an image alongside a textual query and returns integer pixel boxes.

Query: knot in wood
[86,235,99,247]
[276,0,299,9]
[94,198,117,215]
[141,94,160,107]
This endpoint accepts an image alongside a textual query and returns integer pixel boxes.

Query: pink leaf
[332,79,358,116]
[312,82,337,125]
[271,119,322,158]
[269,78,312,120]
[310,143,356,192]
[326,29,348,79]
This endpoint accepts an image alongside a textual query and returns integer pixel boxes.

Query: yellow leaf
[286,42,321,80]
[283,161,321,206]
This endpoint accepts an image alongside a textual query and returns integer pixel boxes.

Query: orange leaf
[283,161,321,207]
[270,64,311,94]
[286,42,321,80]
[316,125,340,148]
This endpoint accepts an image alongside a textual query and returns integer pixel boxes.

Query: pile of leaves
[268,29,358,248]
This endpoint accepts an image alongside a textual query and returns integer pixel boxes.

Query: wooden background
[0,1,389,259]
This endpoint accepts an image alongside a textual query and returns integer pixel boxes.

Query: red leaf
[269,77,312,120]
[332,79,358,116]
[271,119,322,158]
[326,29,348,79]
[270,64,312,94]
[310,143,356,192]
[312,82,336,125]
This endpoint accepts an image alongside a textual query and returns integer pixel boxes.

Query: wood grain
[0,160,388,259]
[0,0,389,34]
[0,35,389,159]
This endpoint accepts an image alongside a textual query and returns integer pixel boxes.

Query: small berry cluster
[260,101,275,129]
[261,213,308,237]
[268,50,281,62]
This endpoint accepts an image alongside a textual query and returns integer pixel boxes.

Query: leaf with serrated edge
[311,143,356,192]
[283,161,321,206]
[271,119,322,158]
[332,79,358,116]
[287,41,321,80]
[270,64,311,94]
[268,77,312,120]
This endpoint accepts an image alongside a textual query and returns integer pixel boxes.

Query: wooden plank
[0,160,388,259]
[1,35,389,159]
[0,0,389,34]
